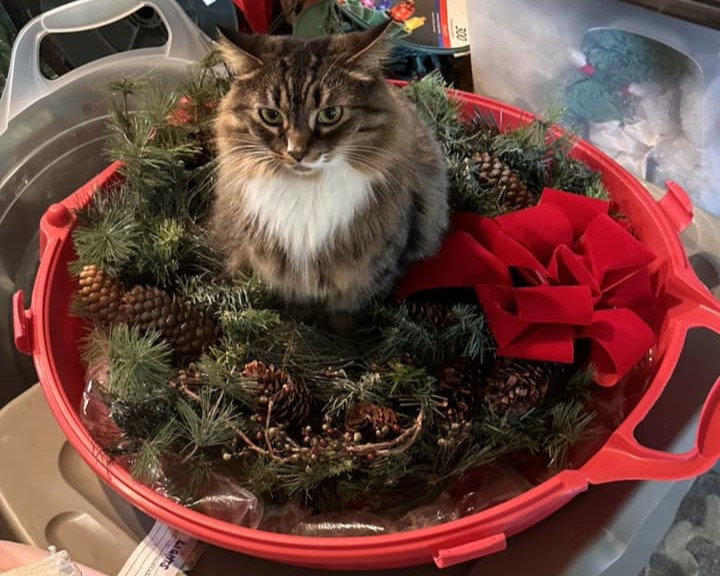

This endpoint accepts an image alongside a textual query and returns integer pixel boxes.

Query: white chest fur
[243,159,374,264]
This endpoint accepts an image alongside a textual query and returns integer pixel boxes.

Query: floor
[641,471,720,576]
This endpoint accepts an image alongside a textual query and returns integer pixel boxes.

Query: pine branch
[478,408,548,455]
[195,353,254,408]
[402,70,463,131]
[106,107,199,192]
[545,400,596,469]
[273,457,356,500]
[130,217,222,290]
[583,179,610,201]
[550,155,603,195]
[373,303,491,367]
[71,186,144,275]
[441,304,491,361]
[320,371,384,418]
[177,277,254,317]
[382,361,434,398]
[110,392,177,440]
[79,326,111,377]
[102,77,147,131]
[429,423,501,481]
[220,309,282,342]
[130,421,178,484]
[177,388,238,460]
[373,305,440,365]
[562,365,595,400]
[96,325,174,402]
[183,457,215,502]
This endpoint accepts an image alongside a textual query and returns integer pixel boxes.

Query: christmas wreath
[72,54,655,534]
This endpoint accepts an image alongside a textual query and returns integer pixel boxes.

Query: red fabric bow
[396,189,657,386]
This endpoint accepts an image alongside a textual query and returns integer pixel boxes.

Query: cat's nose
[288,149,306,162]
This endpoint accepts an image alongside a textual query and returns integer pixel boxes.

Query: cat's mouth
[284,156,328,176]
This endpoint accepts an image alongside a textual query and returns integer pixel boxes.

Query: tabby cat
[209,23,448,315]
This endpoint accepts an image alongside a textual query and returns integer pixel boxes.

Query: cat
[209,23,449,316]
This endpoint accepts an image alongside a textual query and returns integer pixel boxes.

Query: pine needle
[220,309,282,342]
[130,421,178,484]
[196,352,260,409]
[546,401,596,470]
[442,304,491,361]
[72,193,143,276]
[273,456,356,500]
[583,179,610,200]
[104,325,173,401]
[177,388,237,460]
[177,277,254,316]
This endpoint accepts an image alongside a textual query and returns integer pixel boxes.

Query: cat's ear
[342,21,392,79]
[215,25,264,79]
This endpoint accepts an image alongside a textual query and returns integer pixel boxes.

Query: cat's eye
[259,108,283,126]
[317,106,343,126]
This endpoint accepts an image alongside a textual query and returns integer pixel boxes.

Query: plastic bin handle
[583,305,720,484]
[0,0,210,133]
[657,181,694,234]
[12,291,33,356]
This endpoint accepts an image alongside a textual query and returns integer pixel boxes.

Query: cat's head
[214,23,394,177]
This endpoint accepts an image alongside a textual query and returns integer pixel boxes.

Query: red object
[12,87,720,570]
[387,1,415,22]
[168,96,216,125]
[232,0,272,33]
[580,63,596,76]
[395,189,657,386]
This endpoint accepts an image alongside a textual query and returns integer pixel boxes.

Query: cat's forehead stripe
[299,74,316,109]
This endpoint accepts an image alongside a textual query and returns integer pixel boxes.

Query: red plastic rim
[18,89,720,570]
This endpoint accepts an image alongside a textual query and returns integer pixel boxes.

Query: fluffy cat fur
[209,24,449,313]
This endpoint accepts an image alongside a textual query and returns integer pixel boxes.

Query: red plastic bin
[12,89,720,570]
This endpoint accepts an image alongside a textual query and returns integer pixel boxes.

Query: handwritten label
[117,522,205,576]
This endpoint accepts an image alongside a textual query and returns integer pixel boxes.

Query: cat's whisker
[215,148,271,162]
[340,153,406,187]
[341,149,423,182]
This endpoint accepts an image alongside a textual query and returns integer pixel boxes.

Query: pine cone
[345,402,398,441]
[473,151,536,210]
[406,301,454,330]
[481,358,557,416]
[77,264,125,325]
[242,361,311,427]
[437,358,483,421]
[120,285,220,360]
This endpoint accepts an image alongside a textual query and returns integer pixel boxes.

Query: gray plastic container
[0,0,211,407]
[1,2,719,574]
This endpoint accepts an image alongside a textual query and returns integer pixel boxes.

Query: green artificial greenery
[403,71,608,216]
[70,64,607,518]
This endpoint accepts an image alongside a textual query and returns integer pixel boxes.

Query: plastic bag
[79,359,127,450]
[468,0,719,214]
[189,473,264,529]
[453,465,534,518]
[259,501,310,534]
[293,511,398,537]
[397,492,459,531]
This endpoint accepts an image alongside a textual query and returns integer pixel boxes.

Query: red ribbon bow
[396,189,657,386]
